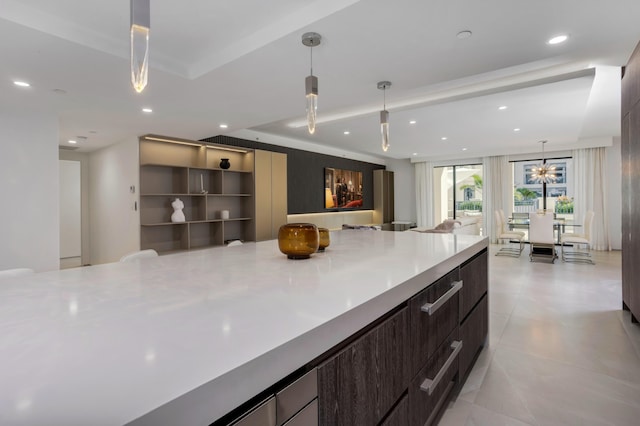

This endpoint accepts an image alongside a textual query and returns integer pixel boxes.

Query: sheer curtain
[573,147,610,251]
[483,156,511,243]
[414,162,434,228]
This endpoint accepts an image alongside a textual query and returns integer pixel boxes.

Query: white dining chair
[119,249,159,263]
[0,268,35,279]
[528,211,557,263]
[560,211,595,264]
[494,210,524,257]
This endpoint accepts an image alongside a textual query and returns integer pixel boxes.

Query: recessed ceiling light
[343,131,350,135]
[514,128,521,132]
[219,124,228,129]
[409,120,417,124]
[441,137,448,141]
[498,105,508,110]
[412,153,418,156]
[548,35,568,45]
[142,108,153,113]
[456,30,472,40]
[462,148,468,151]
[68,140,77,144]
[13,81,30,87]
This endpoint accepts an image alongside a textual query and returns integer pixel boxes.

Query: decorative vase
[278,223,319,259]
[219,158,231,169]
[317,227,330,251]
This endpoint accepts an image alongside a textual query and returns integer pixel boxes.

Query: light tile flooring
[440,245,640,426]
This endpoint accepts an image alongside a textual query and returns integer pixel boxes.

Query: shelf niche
[138,135,256,253]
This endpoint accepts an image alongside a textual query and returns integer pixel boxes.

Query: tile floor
[440,245,640,426]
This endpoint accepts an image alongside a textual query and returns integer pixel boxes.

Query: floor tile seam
[481,345,540,424]
[617,312,640,360]
[494,342,640,395]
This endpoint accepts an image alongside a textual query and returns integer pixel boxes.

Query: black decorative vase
[219,158,231,169]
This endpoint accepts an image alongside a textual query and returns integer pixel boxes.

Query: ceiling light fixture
[343,131,350,135]
[409,120,417,124]
[219,124,228,129]
[130,0,150,93]
[514,128,521,132]
[13,81,30,87]
[68,140,77,144]
[531,140,557,183]
[302,32,321,134]
[498,105,508,110]
[441,137,448,141]
[378,81,391,152]
[548,35,568,45]
[456,30,472,39]
[142,108,152,113]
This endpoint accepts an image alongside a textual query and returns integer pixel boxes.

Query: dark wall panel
[202,135,385,214]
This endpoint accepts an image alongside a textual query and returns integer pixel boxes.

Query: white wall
[386,159,415,223]
[89,137,140,265]
[607,137,622,250]
[0,112,59,272]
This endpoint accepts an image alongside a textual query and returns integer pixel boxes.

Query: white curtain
[573,147,610,251]
[414,162,434,228]
[483,156,511,243]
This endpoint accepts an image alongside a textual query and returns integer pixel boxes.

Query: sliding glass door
[433,164,483,226]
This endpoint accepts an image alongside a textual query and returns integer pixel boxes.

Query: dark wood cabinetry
[622,41,640,323]
[409,269,460,374]
[316,247,489,426]
[317,308,409,426]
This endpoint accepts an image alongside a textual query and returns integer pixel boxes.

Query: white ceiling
[1,0,639,162]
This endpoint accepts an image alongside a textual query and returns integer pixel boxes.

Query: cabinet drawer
[282,399,317,426]
[318,307,409,426]
[459,250,488,321]
[231,397,276,426]
[459,293,488,379]
[410,269,460,374]
[276,369,317,426]
[409,330,461,426]
[379,395,408,426]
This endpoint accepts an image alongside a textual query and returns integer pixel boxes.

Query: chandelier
[531,140,556,183]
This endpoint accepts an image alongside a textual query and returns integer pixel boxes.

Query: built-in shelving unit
[139,135,256,253]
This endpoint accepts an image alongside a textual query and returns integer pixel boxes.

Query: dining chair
[0,268,35,279]
[528,211,557,263]
[560,211,595,264]
[494,210,524,257]
[119,249,159,263]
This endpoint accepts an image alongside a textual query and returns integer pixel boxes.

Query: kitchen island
[0,230,488,425]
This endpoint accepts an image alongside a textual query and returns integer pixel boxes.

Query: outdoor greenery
[457,200,483,211]
[459,174,483,194]
[555,196,574,214]
[514,187,538,200]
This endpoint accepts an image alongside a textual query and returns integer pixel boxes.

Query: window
[433,164,483,224]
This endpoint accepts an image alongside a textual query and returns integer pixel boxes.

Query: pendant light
[378,81,391,152]
[531,140,557,183]
[130,0,150,93]
[302,32,321,134]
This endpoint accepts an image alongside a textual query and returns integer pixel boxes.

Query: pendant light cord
[383,85,386,110]
[310,46,313,76]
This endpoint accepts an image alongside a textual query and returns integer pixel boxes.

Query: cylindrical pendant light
[302,32,321,134]
[378,81,391,152]
[130,0,150,93]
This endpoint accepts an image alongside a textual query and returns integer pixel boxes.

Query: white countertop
[0,231,487,426]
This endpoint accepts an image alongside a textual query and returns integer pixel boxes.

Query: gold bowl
[278,223,319,259]
[318,227,330,251]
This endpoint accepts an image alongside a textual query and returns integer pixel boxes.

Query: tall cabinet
[622,41,640,323]
[254,150,288,241]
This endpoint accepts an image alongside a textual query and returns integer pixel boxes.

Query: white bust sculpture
[171,198,185,223]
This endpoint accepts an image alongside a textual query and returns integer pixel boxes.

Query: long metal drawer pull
[421,280,463,316]
[420,340,463,396]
